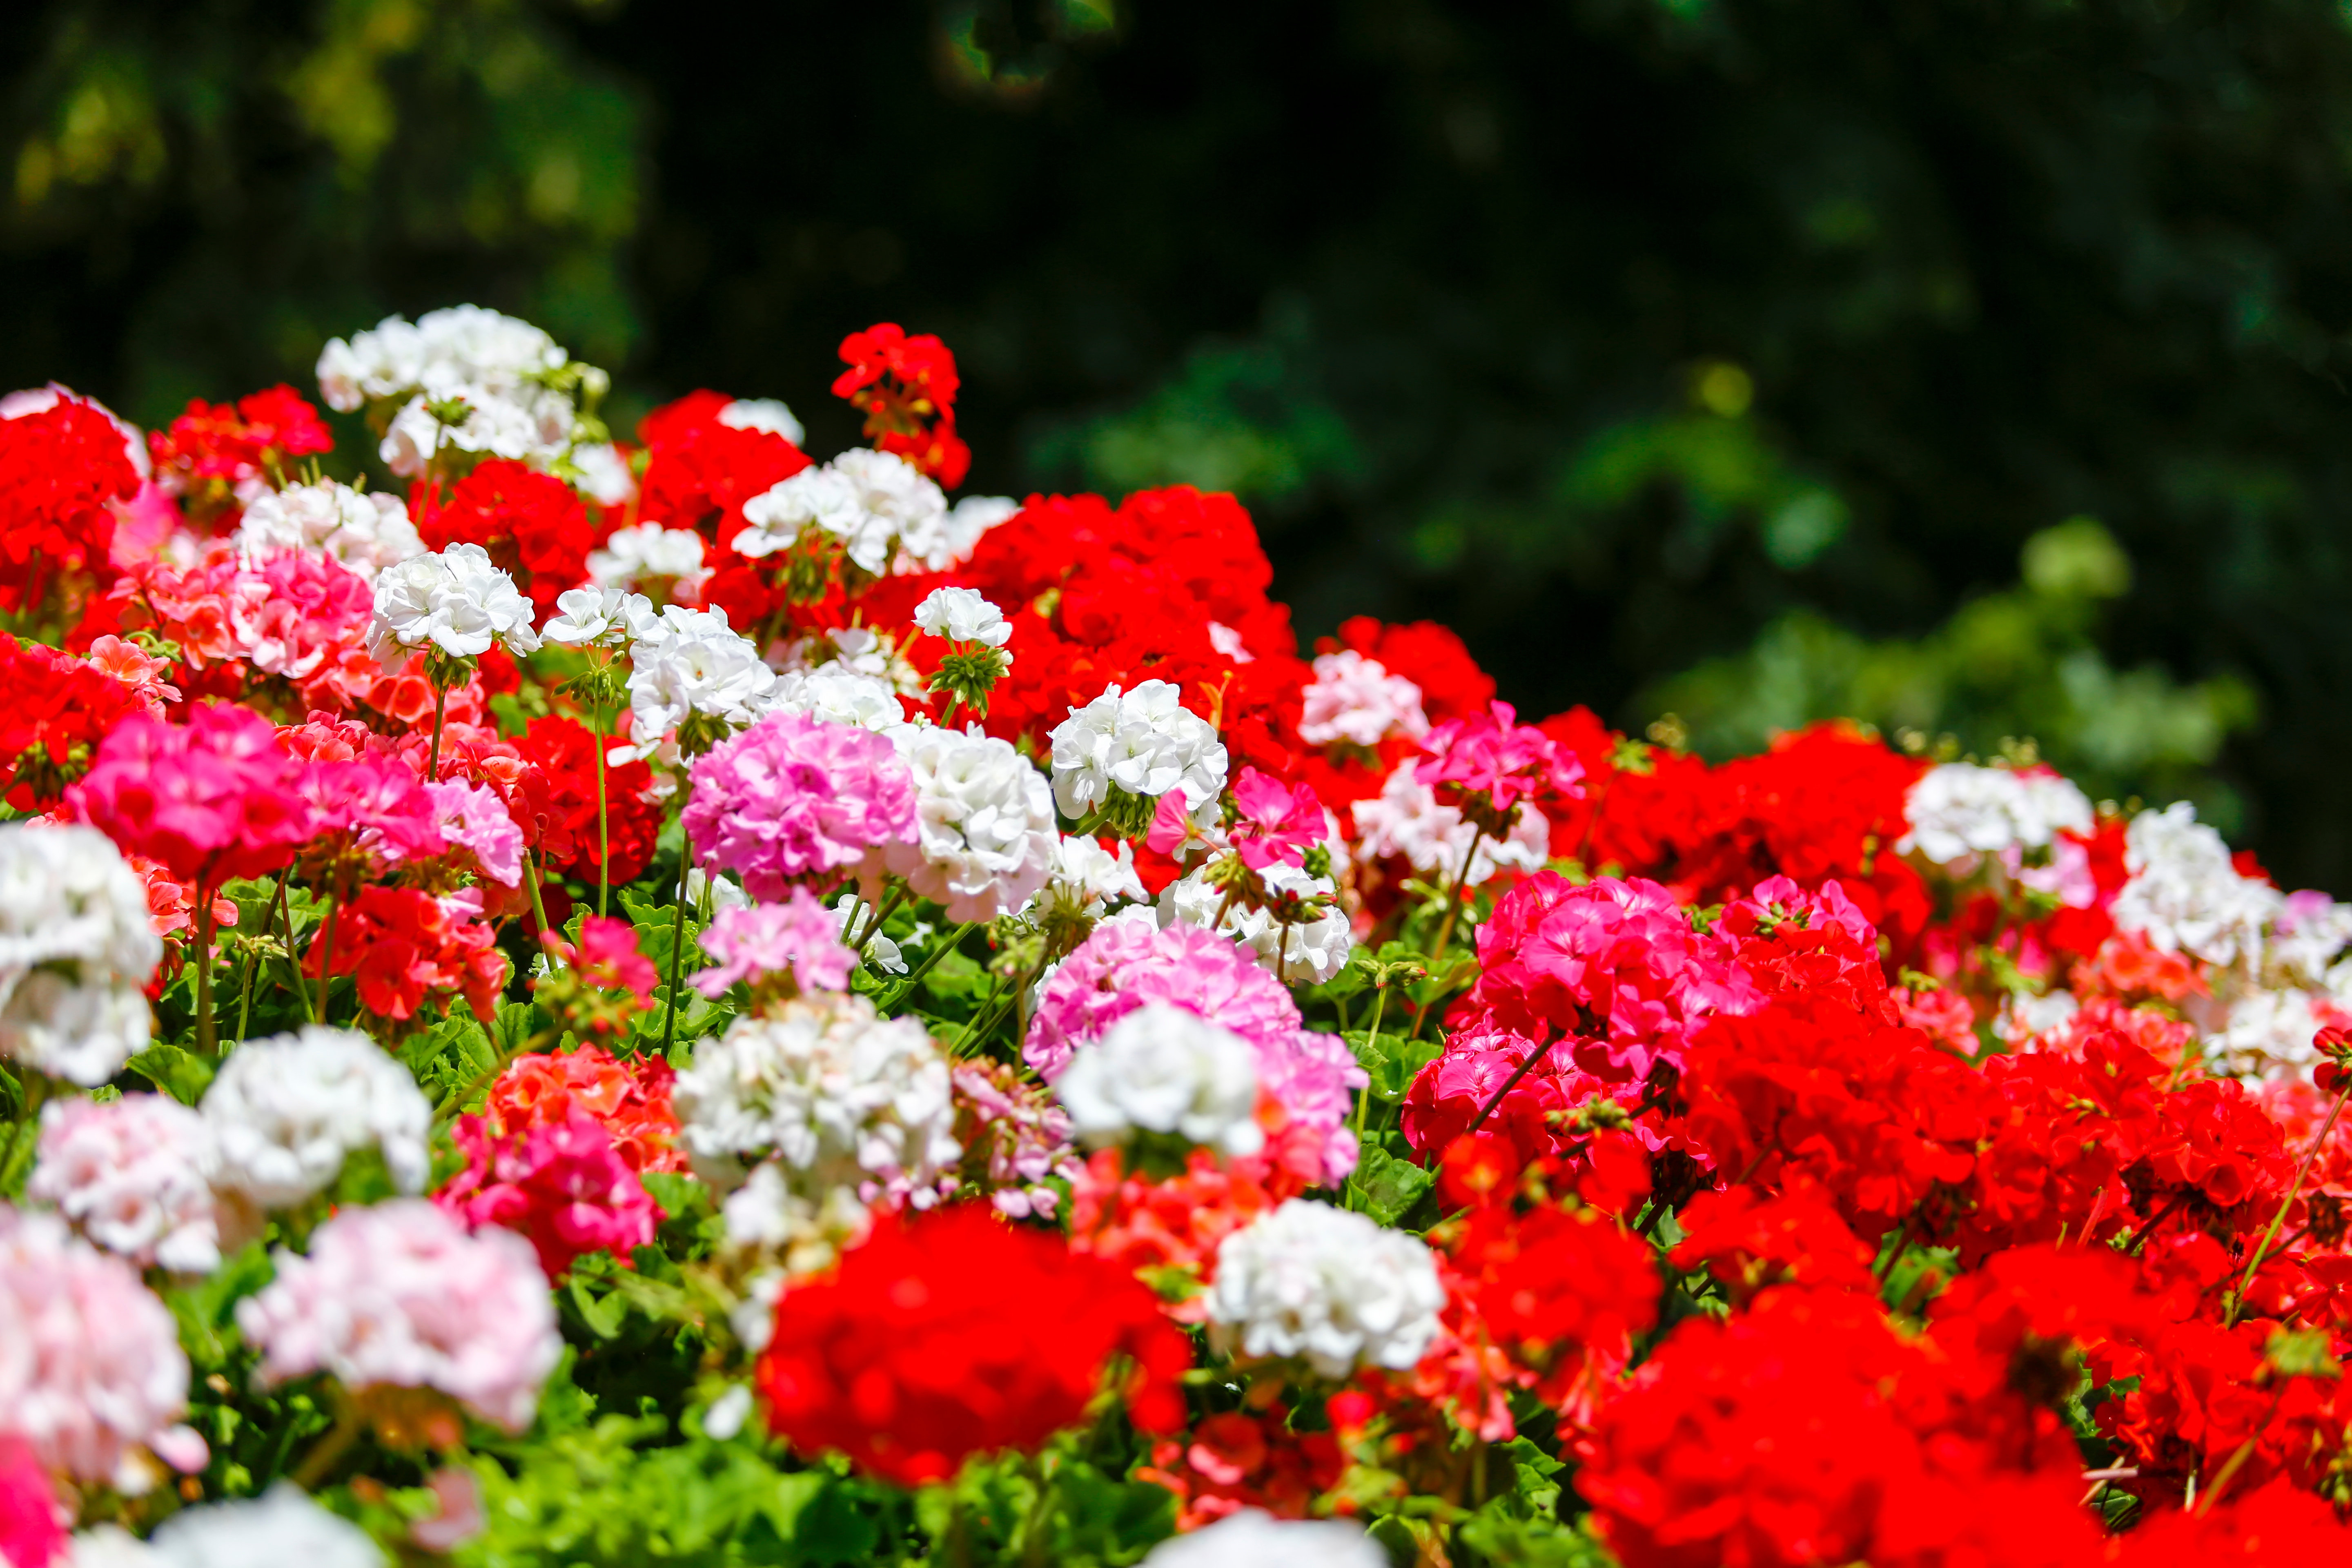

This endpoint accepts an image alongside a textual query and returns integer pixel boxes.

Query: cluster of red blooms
[833,321,970,488]
[145,385,332,520]
[415,459,595,613]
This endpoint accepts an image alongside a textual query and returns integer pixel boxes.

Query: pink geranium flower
[70,703,315,887]
[682,711,917,899]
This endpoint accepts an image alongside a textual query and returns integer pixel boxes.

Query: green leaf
[127,1042,215,1105]
[1348,1142,1436,1226]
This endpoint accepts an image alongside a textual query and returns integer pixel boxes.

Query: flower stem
[593,701,611,919]
[193,881,218,1057]
[662,849,690,1054]
[289,1404,363,1491]
[1354,983,1392,1139]
[881,921,977,1007]
[0,1072,46,1195]
[235,868,290,1045]
[2227,1072,2352,1326]
[428,681,449,782]
[1461,1028,1559,1138]
[1428,823,1488,967]
[314,894,337,1025]
[280,875,314,1025]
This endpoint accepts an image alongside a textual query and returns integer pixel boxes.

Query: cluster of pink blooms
[682,711,918,897]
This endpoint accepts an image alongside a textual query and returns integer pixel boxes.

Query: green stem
[314,893,337,1026]
[235,868,290,1045]
[280,875,314,1025]
[0,1072,46,1195]
[850,886,907,953]
[1354,984,1392,1139]
[427,681,449,782]
[289,1403,363,1491]
[524,848,557,960]
[882,921,977,1005]
[193,882,218,1058]
[593,700,611,919]
[662,850,691,1054]
[1427,823,1488,967]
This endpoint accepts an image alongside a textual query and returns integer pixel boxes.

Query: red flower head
[757,1204,1190,1486]
[485,1044,683,1175]
[0,395,142,612]
[305,885,506,1023]
[513,715,662,885]
[0,633,152,808]
[833,323,969,488]
[146,385,332,519]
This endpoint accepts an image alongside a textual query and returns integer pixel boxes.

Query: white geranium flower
[0,822,161,1087]
[1057,1003,1265,1158]
[1049,679,1228,826]
[881,726,1056,921]
[202,1027,432,1209]
[2110,802,2281,969]
[1207,1199,1446,1378]
[623,605,778,758]
[147,1486,388,1568]
[569,441,638,507]
[318,305,590,479]
[541,585,656,649]
[768,664,906,732]
[1900,763,2092,869]
[1142,1511,1386,1568]
[1297,650,1428,748]
[367,543,541,665]
[234,480,424,581]
[1351,759,1548,886]
[673,993,960,1200]
[913,586,1013,647]
[588,523,708,598]
[1159,861,1353,985]
[737,448,951,576]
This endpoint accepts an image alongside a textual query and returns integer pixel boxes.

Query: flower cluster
[4,310,2352,1566]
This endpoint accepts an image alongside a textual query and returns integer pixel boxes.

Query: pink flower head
[70,703,314,886]
[426,778,525,888]
[1414,699,1584,819]
[541,914,659,1004]
[0,1438,65,1568]
[1451,871,1758,1087]
[1228,766,1325,871]
[0,1206,203,1486]
[236,1198,561,1433]
[692,889,854,998]
[682,711,917,899]
[1144,788,1195,857]
[1025,919,1364,1174]
[29,1094,220,1273]
[436,1113,664,1279]
[84,635,179,710]
[299,755,444,866]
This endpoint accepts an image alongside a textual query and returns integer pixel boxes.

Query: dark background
[10,0,2352,884]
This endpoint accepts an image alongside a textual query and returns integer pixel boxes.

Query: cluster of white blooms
[1296,650,1429,748]
[880,726,1057,920]
[316,305,594,478]
[116,1486,390,1568]
[913,586,1013,648]
[1028,833,1148,928]
[2208,988,2340,1071]
[202,1027,432,1208]
[541,584,657,650]
[1141,1510,1387,1568]
[1351,760,1549,887]
[1050,680,1229,825]
[737,448,956,575]
[768,663,906,732]
[1159,862,1354,985]
[2110,802,2283,969]
[2263,891,2352,989]
[568,441,637,507]
[0,1206,202,1490]
[622,604,779,760]
[1057,1003,1265,1158]
[30,1095,220,1272]
[367,543,543,665]
[1207,1199,1446,1378]
[673,993,961,1200]
[717,396,804,443]
[942,494,1021,560]
[0,822,161,1086]
[233,479,424,581]
[588,522,709,599]
[1900,762,2094,867]
[237,1200,560,1433]
[717,1160,877,1278]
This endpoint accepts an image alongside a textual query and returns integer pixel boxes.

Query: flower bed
[1,310,2349,1566]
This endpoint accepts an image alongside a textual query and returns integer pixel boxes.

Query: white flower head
[718,398,805,444]
[768,664,906,732]
[1352,759,1548,887]
[2110,802,2282,969]
[541,585,657,649]
[1900,763,2092,869]
[0,822,161,1086]
[30,1094,220,1273]
[1159,861,1353,986]
[673,993,961,1203]
[880,726,1057,921]
[1206,1199,1446,1378]
[568,441,639,508]
[588,523,708,599]
[1141,1510,1388,1568]
[367,543,542,665]
[623,605,779,757]
[913,586,1013,648]
[1049,680,1228,827]
[234,480,424,582]
[318,305,589,479]
[940,495,1020,566]
[1057,1002,1265,1158]
[202,1026,432,1209]
[737,449,951,576]
[1298,650,1428,748]
[147,1486,388,1568]
[1033,833,1148,925]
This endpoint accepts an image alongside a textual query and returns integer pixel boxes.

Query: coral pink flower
[306,886,505,1022]
[70,703,314,888]
[693,889,855,997]
[1229,766,1325,871]
[682,711,917,898]
[1414,699,1584,819]
[436,1113,664,1278]
[542,915,659,1004]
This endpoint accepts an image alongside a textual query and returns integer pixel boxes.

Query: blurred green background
[7,0,2352,883]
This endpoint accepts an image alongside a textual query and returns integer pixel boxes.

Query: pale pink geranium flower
[0,1206,205,1490]
[693,889,855,998]
[29,1094,220,1273]
[237,1199,561,1434]
[1414,699,1584,819]
[426,777,525,887]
